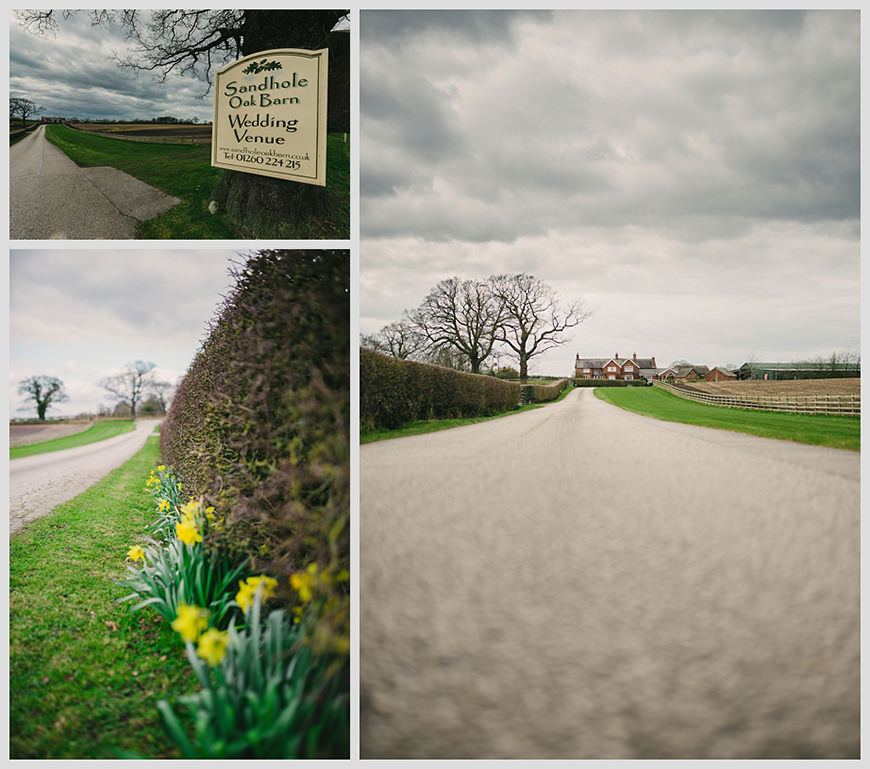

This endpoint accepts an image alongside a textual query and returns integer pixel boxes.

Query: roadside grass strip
[361,385,573,444]
[10,420,136,459]
[44,124,350,239]
[10,434,195,759]
[595,386,859,451]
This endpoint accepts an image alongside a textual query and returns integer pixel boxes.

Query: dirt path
[9,419,160,534]
[10,125,180,239]
[361,388,859,759]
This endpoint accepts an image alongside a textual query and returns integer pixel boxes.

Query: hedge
[360,349,523,431]
[160,250,349,650]
[572,378,650,387]
[522,379,570,404]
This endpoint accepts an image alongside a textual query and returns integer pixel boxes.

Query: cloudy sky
[360,10,859,376]
[9,250,248,418]
[9,10,221,122]
[9,11,350,122]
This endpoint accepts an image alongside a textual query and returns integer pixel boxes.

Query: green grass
[595,386,860,451]
[10,433,196,759]
[43,125,349,239]
[361,387,572,444]
[11,420,136,459]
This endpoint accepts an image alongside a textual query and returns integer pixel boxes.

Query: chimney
[615,352,619,360]
[633,352,637,361]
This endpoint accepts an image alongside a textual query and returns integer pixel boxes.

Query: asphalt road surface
[10,125,180,239]
[361,388,859,759]
[10,419,160,534]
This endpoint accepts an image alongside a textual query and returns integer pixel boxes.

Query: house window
[607,365,617,372]
[608,375,616,380]
[583,368,590,373]
[625,375,634,380]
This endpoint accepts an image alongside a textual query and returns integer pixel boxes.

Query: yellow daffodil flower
[157,498,171,512]
[127,545,145,562]
[157,464,166,472]
[196,628,229,666]
[171,603,209,642]
[176,517,202,546]
[235,575,279,613]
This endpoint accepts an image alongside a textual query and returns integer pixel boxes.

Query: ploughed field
[69,123,212,143]
[679,378,860,397]
[10,421,92,447]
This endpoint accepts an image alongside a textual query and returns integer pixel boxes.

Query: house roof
[676,365,710,377]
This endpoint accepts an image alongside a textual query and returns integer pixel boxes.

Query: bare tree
[99,361,163,421]
[15,9,349,238]
[409,277,504,374]
[18,375,69,421]
[148,380,175,413]
[10,97,45,124]
[490,274,589,381]
[366,318,427,360]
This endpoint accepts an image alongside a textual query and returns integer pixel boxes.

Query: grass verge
[43,125,349,239]
[361,386,572,444]
[11,420,136,459]
[10,432,196,759]
[595,386,859,451]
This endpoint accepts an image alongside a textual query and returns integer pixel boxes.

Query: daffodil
[196,627,229,666]
[127,544,145,562]
[235,574,279,613]
[171,603,209,642]
[290,563,320,603]
[176,517,202,546]
[157,464,166,472]
[157,498,171,512]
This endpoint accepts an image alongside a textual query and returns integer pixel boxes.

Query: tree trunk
[209,10,347,237]
[37,403,47,421]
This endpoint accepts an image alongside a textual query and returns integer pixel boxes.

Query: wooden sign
[212,48,328,185]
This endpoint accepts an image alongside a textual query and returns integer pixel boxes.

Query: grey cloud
[361,10,552,47]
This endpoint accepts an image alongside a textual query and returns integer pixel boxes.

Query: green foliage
[522,379,569,404]
[10,419,135,459]
[596,386,860,450]
[360,349,523,431]
[158,597,349,759]
[119,536,249,627]
[572,378,650,387]
[160,250,349,654]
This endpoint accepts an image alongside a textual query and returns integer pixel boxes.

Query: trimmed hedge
[160,250,349,645]
[522,379,570,404]
[572,378,650,387]
[361,349,522,431]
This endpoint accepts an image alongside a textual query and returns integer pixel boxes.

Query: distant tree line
[362,274,589,381]
[18,361,173,421]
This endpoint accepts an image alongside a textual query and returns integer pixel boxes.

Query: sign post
[212,48,328,186]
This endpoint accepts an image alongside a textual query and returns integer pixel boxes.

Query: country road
[10,419,160,534]
[361,388,859,759]
[10,125,179,239]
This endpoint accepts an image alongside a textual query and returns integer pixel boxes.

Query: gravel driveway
[361,388,859,759]
[10,125,179,239]
[9,419,160,534]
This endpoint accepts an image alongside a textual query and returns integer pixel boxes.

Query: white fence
[653,380,860,416]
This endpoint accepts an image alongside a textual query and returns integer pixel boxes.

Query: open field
[69,123,212,144]
[681,378,860,396]
[596,386,859,450]
[10,421,93,447]
[10,420,136,459]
